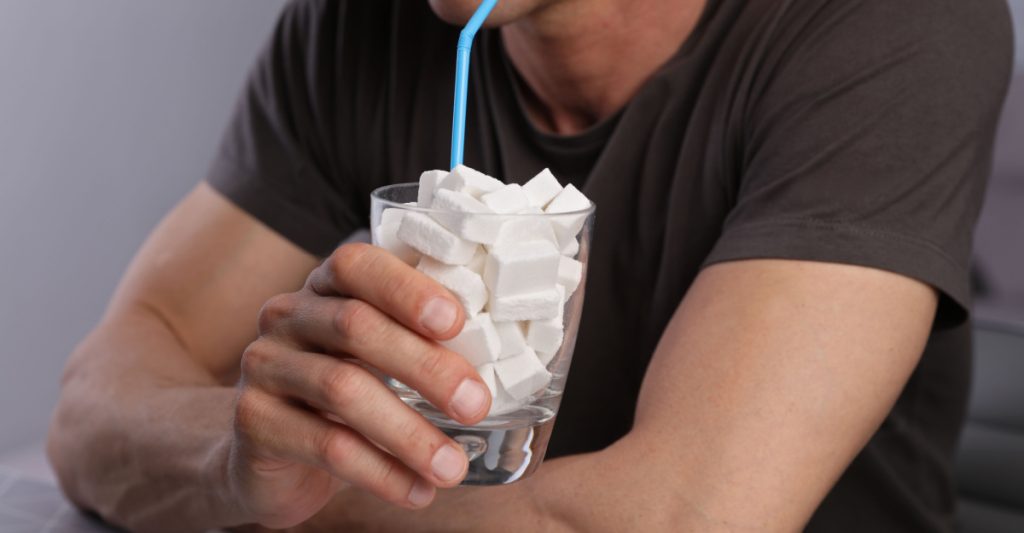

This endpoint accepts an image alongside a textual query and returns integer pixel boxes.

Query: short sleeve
[206,0,361,257]
[705,0,1014,325]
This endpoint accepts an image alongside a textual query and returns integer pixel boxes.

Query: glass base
[397,394,557,485]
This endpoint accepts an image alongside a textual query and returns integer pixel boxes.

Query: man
[46,0,1012,531]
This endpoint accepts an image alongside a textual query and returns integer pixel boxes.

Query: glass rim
[371,182,596,218]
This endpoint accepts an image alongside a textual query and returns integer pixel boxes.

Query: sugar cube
[397,211,478,265]
[441,313,501,367]
[480,184,529,214]
[477,364,522,415]
[489,288,562,322]
[493,320,527,358]
[380,207,407,228]
[417,170,448,207]
[494,348,552,401]
[466,246,488,276]
[545,184,590,244]
[483,240,560,298]
[430,189,505,245]
[373,222,420,265]
[525,286,565,353]
[560,237,580,257]
[526,315,564,354]
[537,349,557,367]
[478,363,498,398]
[416,257,489,316]
[557,256,583,297]
[488,217,558,251]
[439,165,504,198]
[522,168,563,208]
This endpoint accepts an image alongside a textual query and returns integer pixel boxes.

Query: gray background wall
[0,0,287,454]
[0,0,1021,459]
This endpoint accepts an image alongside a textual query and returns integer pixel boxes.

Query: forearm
[296,438,694,533]
[296,261,937,533]
[48,311,242,531]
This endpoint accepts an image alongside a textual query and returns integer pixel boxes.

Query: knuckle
[397,420,434,465]
[321,363,368,412]
[329,243,372,281]
[417,347,455,383]
[320,429,358,470]
[371,458,403,497]
[239,341,266,378]
[333,299,376,340]
[233,390,263,435]
[257,293,299,335]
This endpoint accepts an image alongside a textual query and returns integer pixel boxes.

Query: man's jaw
[426,0,556,27]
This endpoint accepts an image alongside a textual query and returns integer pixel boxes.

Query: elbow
[46,332,117,517]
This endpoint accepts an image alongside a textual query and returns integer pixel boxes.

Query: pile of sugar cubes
[373,165,591,415]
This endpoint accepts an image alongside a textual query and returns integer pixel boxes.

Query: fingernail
[407,478,435,507]
[420,297,458,335]
[430,444,466,483]
[450,379,489,420]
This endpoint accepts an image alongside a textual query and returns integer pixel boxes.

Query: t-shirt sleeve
[206,0,361,257]
[704,0,1013,325]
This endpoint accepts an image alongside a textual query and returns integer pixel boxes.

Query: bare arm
[49,182,495,531]
[47,183,319,529]
[297,259,937,532]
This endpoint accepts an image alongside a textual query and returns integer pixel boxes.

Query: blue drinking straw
[450,0,499,169]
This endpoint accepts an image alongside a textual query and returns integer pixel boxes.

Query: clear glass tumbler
[370,183,595,485]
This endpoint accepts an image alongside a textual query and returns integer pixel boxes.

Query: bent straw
[450,0,499,169]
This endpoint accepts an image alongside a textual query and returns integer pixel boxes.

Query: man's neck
[501,0,707,135]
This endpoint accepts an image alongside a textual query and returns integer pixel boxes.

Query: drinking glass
[370,183,595,484]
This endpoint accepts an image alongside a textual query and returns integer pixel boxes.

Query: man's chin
[426,0,538,27]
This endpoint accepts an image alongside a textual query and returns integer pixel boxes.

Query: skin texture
[48,0,939,531]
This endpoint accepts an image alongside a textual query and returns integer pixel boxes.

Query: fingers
[256,293,491,424]
[234,387,438,509]
[242,343,470,487]
[306,243,465,340]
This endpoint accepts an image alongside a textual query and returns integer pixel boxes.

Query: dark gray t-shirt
[207,0,1013,530]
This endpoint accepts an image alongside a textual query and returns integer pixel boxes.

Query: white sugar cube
[489,217,558,251]
[557,256,583,297]
[493,320,527,358]
[416,257,489,316]
[466,246,487,276]
[397,211,478,265]
[439,165,504,198]
[417,169,448,207]
[380,208,407,228]
[477,364,522,415]
[518,206,544,214]
[441,313,501,367]
[545,184,590,244]
[494,348,552,401]
[526,315,564,354]
[480,184,529,214]
[560,237,580,257]
[522,168,563,208]
[431,189,505,244]
[483,240,560,298]
[537,349,557,367]
[373,223,420,266]
[478,363,498,398]
[489,288,562,322]
[525,286,565,353]
[546,183,591,212]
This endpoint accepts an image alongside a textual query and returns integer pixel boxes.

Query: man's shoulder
[753,0,1014,90]
[775,0,1013,46]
